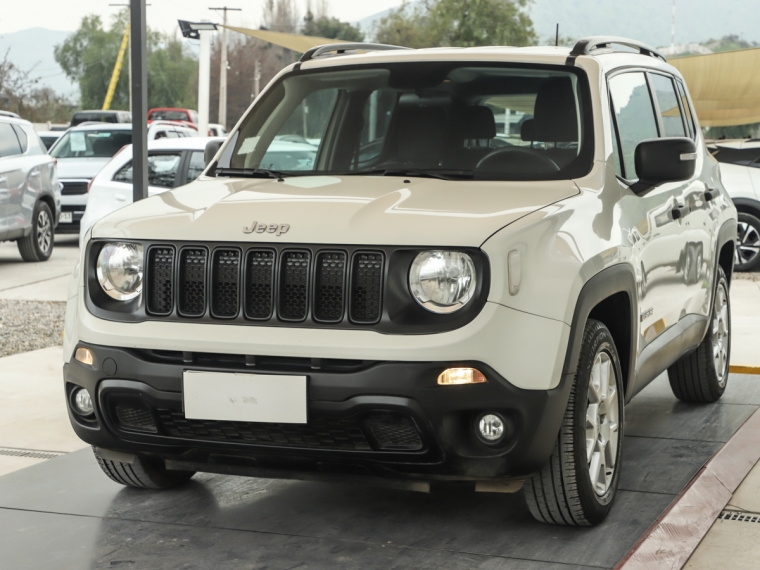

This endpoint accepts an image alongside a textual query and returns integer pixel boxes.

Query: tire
[668,266,731,403]
[17,201,54,262]
[523,319,624,526]
[734,212,760,272]
[93,447,195,489]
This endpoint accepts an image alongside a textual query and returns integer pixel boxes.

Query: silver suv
[0,116,60,261]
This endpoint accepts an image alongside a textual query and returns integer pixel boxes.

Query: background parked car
[0,115,60,261]
[37,131,63,151]
[147,107,199,126]
[208,123,227,137]
[79,136,223,246]
[49,122,198,234]
[709,140,760,271]
[70,110,132,127]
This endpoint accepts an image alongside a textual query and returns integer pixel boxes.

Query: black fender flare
[561,263,639,402]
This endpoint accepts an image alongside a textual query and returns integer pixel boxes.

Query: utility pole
[671,0,676,50]
[198,21,212,137]
[130,0,148,202]
[254,59,261,99]
[209,7,241,129]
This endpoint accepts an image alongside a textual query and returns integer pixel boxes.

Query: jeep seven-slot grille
[145,245,384,325]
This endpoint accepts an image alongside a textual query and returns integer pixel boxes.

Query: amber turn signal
[438,368,487,385]
[75,347,94,366]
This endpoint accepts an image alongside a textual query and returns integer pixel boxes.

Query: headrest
[459,106,496,140]
[533,77,578,143]
[395,105,447,165]
[520,119,535,142]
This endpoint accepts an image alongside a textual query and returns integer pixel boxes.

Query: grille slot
[179,248,207,317]
[313,251,347,322]
[211,249,241,318]
[244,250,275,320]
[279,250,311,321]
[146,247,174,315]
[364,414,423,451]
[350,252,384,323]
[156,409,372,451]
[60,181,89,195]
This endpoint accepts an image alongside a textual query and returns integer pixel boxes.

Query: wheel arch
[731,197,760,220]
[716,217,738,286]
[562,264,638,403]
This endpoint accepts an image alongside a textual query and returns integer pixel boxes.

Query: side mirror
[204,139,224,167]
[632,137,697,193]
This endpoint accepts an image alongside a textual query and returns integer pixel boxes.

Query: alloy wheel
[711,282,729,387]
[36,210,52,254]
[585,350,620,496]
[735,221,760,267]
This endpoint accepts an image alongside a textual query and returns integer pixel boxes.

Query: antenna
[555,24,559,47]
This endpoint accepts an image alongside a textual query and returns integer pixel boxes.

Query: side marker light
[75,347,94,366]
[438,368,487,385]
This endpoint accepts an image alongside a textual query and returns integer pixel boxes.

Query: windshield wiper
[351,169,474,181]
[215,167,289,180]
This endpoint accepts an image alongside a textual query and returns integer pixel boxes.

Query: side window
[11,124,28,153]
[186,151,205,181]
[608,72,659,180]
[649,74,687,137]
[0,123,23,158]
[676,80,696,138]
[113,152,183,188]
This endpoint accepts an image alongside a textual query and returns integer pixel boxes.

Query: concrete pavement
[0,235,79,302]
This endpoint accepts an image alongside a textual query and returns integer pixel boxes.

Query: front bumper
[64,342,572,481]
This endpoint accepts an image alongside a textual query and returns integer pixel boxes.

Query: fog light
[75,347,94,366]
[438,368,486,385]
[73,388,94,415]
[478,413,505,442]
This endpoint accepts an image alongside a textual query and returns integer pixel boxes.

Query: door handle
[672,205,690,220]
[704,189,717,202]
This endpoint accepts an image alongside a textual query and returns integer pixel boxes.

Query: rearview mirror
[204,139,224,167]
[632,137,697,194]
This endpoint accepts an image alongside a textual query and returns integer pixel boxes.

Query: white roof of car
[66,122,133,132]
[711,139,760,150]
[145,136,225,151]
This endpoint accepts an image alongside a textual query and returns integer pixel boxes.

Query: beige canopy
[224,25,351,54]
[670,47,760,127]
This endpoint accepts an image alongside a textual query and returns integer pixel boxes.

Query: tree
[302,11,364,41]
[54,13,198,111]
[0,50,73,122]
[374,0,537,49]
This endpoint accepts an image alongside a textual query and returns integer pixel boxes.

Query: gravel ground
[0,300,67,358]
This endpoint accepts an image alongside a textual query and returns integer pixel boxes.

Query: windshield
[221,62,593,181]
[50,129,132,159]
[71,112,118,126]
[149,110,190,121]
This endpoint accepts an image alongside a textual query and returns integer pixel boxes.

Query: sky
[0,0,404,35]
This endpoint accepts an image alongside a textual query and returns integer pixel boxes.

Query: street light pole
[130,0,148,202]
[198,22,211,137]
[210,7,241,130]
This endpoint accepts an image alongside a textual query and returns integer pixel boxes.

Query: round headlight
[97,242,143,300]
[409,251,477,313]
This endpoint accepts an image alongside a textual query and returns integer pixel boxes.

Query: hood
[57,157,112,180]
[92,175,579,247]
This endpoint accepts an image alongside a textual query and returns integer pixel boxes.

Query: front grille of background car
[145,244,384,325]
[60,181,89,195]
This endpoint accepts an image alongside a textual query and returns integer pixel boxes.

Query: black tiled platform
[1,373,757,569]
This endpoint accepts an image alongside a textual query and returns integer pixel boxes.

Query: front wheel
[93,447,195,489]
[523,319,624,526]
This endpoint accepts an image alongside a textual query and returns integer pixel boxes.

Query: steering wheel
[475,147,560,178]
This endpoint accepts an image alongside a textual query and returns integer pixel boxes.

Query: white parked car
[208,123,227,137]
[79,137,223,247]
[37,130,64,151]
[708,140,760,271]
[65,38,737,527]
[50,122,199,234]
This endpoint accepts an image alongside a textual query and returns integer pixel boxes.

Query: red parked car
[147,108,199,128]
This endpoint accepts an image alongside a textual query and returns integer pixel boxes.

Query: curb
[615,407,760,570]
[729,365,760,375]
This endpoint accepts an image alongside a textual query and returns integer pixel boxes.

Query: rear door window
[0,123,23,157]
[608,72,660,180]
[649,74,687,137]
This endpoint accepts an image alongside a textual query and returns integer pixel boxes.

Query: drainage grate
[0,447,66,460]
[718,510,760,524]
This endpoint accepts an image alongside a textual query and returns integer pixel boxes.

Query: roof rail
[569,36,666,62]
[300,43,412,63]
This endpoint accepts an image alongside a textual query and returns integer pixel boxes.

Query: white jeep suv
[64,37,737,526]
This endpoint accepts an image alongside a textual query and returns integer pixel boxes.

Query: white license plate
[59,212,72,223]
[183,370,307,423]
